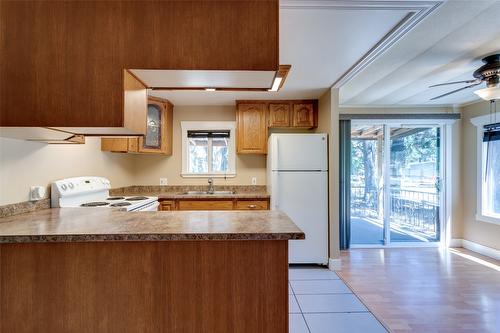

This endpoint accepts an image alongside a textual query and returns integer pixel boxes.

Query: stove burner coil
[80,202,110,207]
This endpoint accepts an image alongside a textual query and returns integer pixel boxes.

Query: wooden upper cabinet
[102,96,173,155]
[236,103,268,154]
[0,1,278,128]
[268,103,291,127]
[138,97,173,155]
[292,102,317,128]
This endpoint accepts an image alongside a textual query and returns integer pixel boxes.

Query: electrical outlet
[160,178,168,186]
[29,186,46,201]
[251,177,257,185]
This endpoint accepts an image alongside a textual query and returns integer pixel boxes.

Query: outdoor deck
[350,217,435,245]
[350,186,440,245]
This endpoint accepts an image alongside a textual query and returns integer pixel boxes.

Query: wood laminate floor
[336,248,500,333]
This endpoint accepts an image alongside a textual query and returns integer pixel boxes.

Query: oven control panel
[53,177,111,195]
[51,177,112,208]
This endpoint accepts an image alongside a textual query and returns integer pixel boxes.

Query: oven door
[133,201,159,212]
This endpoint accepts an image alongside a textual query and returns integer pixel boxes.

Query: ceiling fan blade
[429,79,480,88]
[430,82,482,100]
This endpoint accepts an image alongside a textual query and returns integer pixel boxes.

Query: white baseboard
[450,238,500,261]
[328,258,341,271]
[449,238,463,248]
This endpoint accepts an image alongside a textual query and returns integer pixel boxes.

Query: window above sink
[181,121,236,178]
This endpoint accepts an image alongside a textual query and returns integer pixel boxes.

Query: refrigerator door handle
[274,173,279,209]
[274,137,280,171]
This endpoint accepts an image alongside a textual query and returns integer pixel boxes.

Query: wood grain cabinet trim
[268,103,291,127]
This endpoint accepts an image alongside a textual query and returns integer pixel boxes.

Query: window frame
[471,112,500,225]
[181,121,236,178]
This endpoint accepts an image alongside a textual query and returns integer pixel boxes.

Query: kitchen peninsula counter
[0,208,303,333]
[0,208,302,243]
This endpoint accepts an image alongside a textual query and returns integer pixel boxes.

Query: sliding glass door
[389,126,441,243]
[350,123,443,246]
[350,125,385,245]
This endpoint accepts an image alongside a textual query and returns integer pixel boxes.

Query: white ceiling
[149,0,500,107]
[340,0,500,107]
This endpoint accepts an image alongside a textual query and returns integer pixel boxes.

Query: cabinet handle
[248,204,257,209]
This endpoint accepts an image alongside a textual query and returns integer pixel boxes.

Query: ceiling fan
[429,54,500,101]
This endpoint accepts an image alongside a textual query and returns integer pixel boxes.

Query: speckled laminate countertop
[109,185,270,200]
[0,208,304,243]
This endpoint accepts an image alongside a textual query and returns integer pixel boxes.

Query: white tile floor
[288,267,388,333]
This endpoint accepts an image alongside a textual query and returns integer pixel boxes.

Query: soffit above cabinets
[130,69,277,91]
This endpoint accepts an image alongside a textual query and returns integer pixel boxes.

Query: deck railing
[351,186,439,240]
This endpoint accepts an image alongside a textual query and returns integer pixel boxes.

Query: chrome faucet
[207,177,214,194]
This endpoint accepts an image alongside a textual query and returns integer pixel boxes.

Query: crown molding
[281,1,444,88]
[281,1,443,11]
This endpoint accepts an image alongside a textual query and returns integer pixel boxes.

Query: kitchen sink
[182,190,235,195]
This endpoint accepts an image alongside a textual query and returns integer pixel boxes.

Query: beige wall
[0,137,135,205]
[132,105,267,186]
[460,101,500,250]
[0,105,268,206]
[1,103,325,206]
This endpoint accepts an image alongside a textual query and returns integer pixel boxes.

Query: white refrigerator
[267,133,328,264]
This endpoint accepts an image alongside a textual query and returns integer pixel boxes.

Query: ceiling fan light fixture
[474,86,500,101]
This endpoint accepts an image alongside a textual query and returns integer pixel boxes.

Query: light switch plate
[160,178,168,186]
[251,177,257,185]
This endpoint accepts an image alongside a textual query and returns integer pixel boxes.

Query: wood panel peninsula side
[0,209,304,333]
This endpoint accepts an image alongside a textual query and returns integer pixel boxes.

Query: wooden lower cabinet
[159,198,270,211]
[177,200,234,211]
[160,200,175,211]
[235,200,269,210]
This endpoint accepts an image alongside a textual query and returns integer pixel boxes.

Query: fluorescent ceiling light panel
[268,77,283,92]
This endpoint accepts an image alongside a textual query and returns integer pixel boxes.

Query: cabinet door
[292,103,315,128]
[160,200,175,211]
[268,103,290,127]
[237,103,267,154]
[144,102,162,149]
[177,200,234,210]
[138,99,173,155]
[235,200,269,210]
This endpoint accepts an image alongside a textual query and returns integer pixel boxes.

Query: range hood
[0,127,85,144]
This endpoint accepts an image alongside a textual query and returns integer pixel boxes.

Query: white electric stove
[51,177,159,211]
